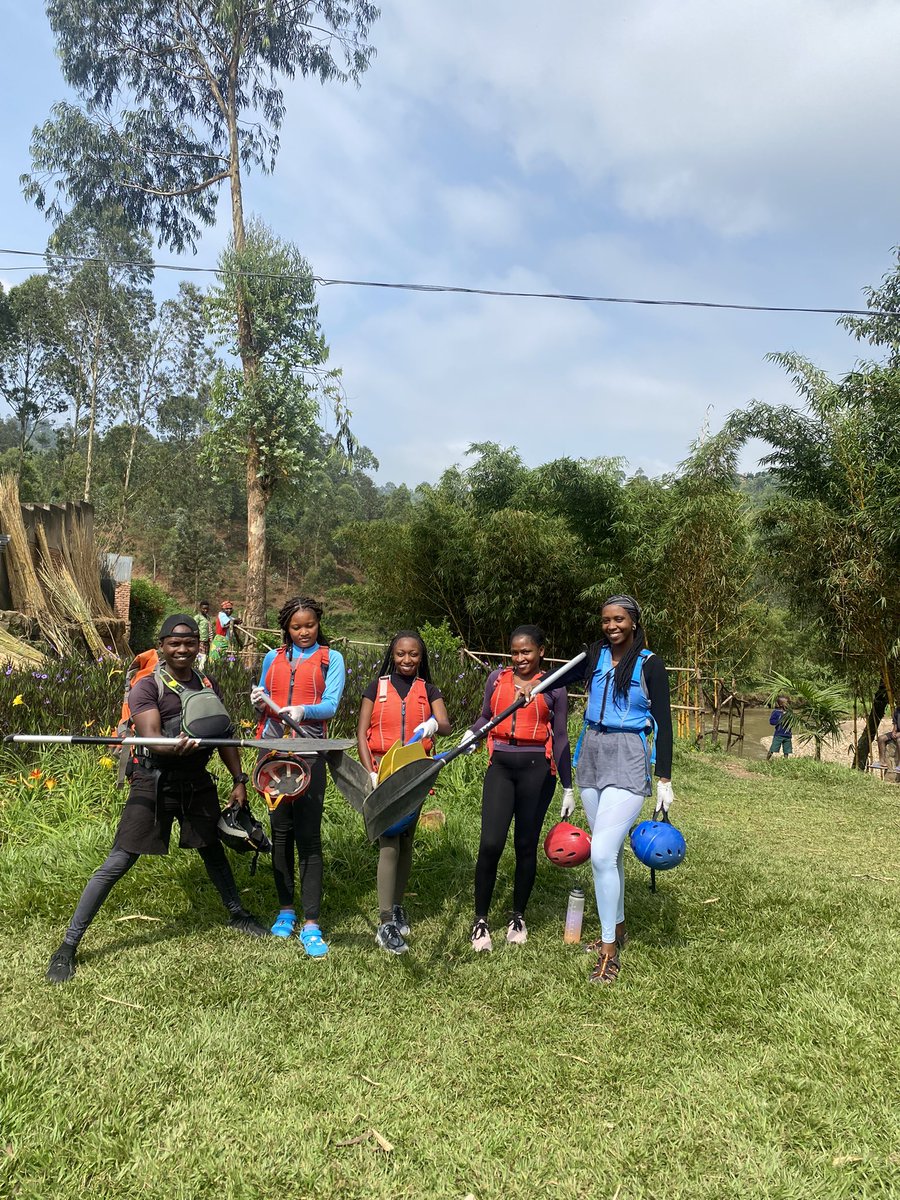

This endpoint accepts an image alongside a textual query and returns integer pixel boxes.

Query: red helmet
[544,822,591,867]
[252,752,312,810]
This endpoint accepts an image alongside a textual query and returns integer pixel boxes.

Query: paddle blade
[326,750,369,814]
[363,758,442,841]
[376,738,403,782]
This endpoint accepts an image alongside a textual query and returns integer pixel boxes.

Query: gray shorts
[575,727,652,797]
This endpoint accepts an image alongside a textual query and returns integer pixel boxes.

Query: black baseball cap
[159,614,200,639]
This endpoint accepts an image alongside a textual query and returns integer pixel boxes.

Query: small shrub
[129,577,176,651]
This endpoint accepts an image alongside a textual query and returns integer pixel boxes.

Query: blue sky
[2,0,900,483]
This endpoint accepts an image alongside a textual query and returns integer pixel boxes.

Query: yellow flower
[44,778,58,791]
[99,756,115,769]
[12,695,24,706]
[239,719,255,729]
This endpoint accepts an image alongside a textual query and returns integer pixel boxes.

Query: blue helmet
[630,819,686,870]
[382,807,421,838]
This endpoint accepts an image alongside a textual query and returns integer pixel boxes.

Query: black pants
[474,750,556,919]
[63,842,241,947]
[269,755,326,920]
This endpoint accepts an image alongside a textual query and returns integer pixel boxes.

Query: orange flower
[29,769,42,780]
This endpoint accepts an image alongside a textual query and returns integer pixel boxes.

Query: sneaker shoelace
[472,920,489,940]
[509,914,524,932]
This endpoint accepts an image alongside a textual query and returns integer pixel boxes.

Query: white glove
[250,685,269,710]
[458,728,479,754]
[560,788,575,819]
[369,771,379,790]
[279,704,305,724]
[654,780,674,816]
[412,716,439,741]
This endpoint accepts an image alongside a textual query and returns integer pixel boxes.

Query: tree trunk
[83,322,102,502]
[853,684,888,769]
[226,63,266,626]
[244,436,267,629]
[121,420,139,523]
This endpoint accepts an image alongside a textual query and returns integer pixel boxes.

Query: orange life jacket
[487,667,553,767]
[366,675,434,758]
[258,645,330,736]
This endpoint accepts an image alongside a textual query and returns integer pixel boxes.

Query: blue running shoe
[271,911,296,938]
[299,923,329,958]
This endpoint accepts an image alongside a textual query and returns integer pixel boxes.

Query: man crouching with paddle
[46,614,267,984]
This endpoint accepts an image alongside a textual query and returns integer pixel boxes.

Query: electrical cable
[0,245,897,318]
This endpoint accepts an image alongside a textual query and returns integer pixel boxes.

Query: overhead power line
[0,245,896,319]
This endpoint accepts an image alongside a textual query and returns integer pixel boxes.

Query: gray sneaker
[392,904,411,937]
[376,922,409,955]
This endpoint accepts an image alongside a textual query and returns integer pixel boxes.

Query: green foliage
[420,619,463,660]
[725,349,900,705]
[162,509,227,607]
[0,274,72,462]
[128,578,174,652]
[204,219,337,497]
[346,449,618,652]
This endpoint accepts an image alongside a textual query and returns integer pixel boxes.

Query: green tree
[589,436,758,723]
[0,276,72,469]
[25,0,378,623]
[204,219,351,618]
[725,352,900,765]
[114,283,215,532]
[163,507,227,605]
[47,208,154,500]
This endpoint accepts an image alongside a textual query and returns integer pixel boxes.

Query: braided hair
[601,594,646,700]
[278,596,330,647]
[376,629,433,683]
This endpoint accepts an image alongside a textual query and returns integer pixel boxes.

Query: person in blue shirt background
[767,695,793,759]
[250,596,346,956]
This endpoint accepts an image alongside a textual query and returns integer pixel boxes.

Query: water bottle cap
[570,887,584,897]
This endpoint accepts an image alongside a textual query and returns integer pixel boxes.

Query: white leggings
[580,785,646,944]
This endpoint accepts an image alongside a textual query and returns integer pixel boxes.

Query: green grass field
[2,745,900,1199]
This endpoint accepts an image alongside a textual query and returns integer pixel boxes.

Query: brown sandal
[589,951,621,985]
[584,930,629,954]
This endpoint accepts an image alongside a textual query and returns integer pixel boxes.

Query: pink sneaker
[506,913,528,945]
[471,918,492,952]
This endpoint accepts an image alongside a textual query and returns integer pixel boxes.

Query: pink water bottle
[564,887,585,944]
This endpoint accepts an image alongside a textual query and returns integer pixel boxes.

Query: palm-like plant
[768,674,850,761]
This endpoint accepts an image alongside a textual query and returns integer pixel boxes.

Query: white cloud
[382,0,900,235]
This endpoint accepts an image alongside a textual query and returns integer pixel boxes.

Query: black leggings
[474,750,556,919]
[63,841,241,947]
[269,756,326,920]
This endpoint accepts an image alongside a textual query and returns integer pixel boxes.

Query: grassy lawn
[2,745,900,1199]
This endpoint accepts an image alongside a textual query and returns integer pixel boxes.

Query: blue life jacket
[586,647,653,731]
[574,647,656,780]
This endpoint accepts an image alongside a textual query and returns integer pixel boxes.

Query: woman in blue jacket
[563,595,674,985]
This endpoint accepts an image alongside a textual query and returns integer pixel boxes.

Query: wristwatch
[232,772,250,785]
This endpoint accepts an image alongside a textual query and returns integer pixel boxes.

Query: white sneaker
[471,918,492,952]
[506,913,527,945]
